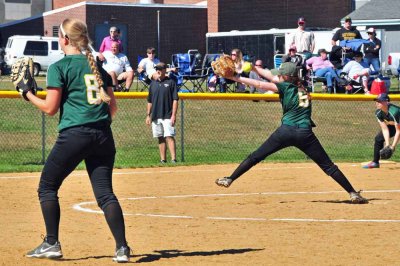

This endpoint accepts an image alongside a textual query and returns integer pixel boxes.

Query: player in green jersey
[215,62,368,204]
[362,93,400,169]
[23,18,130,262]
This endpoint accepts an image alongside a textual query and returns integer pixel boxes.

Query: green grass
[0,74,399,172]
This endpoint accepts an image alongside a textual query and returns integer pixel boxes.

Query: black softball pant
[373,125,396,163]
[229,124,356,193]
[37,124,128,247]
[38,124,118,209]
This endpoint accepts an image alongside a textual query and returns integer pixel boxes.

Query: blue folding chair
[171,50,206,92]
[136,55,151,91]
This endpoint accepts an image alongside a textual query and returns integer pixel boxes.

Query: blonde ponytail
[61,18,111,104]
[85,50,111,104]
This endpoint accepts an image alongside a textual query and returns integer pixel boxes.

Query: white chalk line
[73,190,400,223]
[0,164,360,179]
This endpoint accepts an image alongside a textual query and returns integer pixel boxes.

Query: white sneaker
[349,191,368,204]
[215,177,233,187]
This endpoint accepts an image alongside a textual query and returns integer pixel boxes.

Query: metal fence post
[41,112,46,164]
[180,99,184,162]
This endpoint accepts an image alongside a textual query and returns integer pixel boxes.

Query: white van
[5,35,65,76]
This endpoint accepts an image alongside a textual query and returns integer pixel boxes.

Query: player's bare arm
[379,121,391,147]
[107,86,117,118]
[230,75,278,93]
[391,124,400,150]
[171,100,178,126]
[252,67,276,82]
[27,88,62,116]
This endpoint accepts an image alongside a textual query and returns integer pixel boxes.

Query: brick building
[0,0,355,65]
[207,0,352,32]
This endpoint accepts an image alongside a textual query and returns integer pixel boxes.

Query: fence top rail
[0,91,396,102]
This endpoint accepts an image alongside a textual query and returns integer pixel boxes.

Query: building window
[53,26,59,37]
[5,0,31,3]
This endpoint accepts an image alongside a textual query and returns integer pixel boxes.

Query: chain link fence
[0,93,398,172]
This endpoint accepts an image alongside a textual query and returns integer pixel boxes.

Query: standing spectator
[290,17,315,54]
[363,27,381,75]
[362,93,400,169]
[146,62,179,164]
[249,59,269,94]
[138,47,160,84]
[24,18,130,262]
[98,26,123,61]
[102,41,134,92]
[306,49,344,93]
[331,16,362,46]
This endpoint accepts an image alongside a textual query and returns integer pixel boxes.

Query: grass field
[0,74,399,172]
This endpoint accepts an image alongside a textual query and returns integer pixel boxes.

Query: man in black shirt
[331,16,362,45]
[146,62,179,163]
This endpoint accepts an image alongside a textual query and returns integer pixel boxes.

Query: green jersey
[375,103,400,126]
[47,54,112,131]
[276,82,313,128]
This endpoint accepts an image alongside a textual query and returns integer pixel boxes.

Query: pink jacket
[306,56,333,71]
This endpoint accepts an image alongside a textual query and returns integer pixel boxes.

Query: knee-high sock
[330,169,355,193]
[40,200,60,245]
[103,202,127,249]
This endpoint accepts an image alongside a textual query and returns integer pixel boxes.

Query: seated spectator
[102,41,134,92]
[138,47,160,84]
[341,51,371,94]
[281,47,303,67]
[249,59,272,94]
[138,47,176,84]
[209,48,246,93]
[98,26,123,61]
[306,48,345,93]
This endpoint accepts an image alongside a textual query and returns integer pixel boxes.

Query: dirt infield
[1,162,399,265]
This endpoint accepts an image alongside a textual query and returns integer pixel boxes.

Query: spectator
[146,62,179,164]
[363,27,381,75]
[249,59,271,94]
[102,42,134,92]
[331,16,362,46]
[210,48,246,93]
[138,47,160,84]
[341,51,371,94]
[290,17,315,54]
[98,26,123,61]
[138,47,176,84]
[281,47,303,68]
[306,49,344,93]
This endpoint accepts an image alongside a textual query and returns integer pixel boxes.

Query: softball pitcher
[23,19,130,262]
[215,62,368,204]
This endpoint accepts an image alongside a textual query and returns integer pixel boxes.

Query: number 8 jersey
[47,54,112,132]
[276,81,314,128]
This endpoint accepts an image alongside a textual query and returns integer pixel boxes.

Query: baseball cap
[367,27,376,34]
[375,93,390,102]
[154,62,167,70]
[344,16,352,22]
[271,62,298,77]
[298,17,305,24]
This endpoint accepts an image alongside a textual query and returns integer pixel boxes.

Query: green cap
[271,62,298,77]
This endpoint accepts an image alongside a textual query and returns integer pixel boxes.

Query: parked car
[4,35,64,76]
[385,52,400,76]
